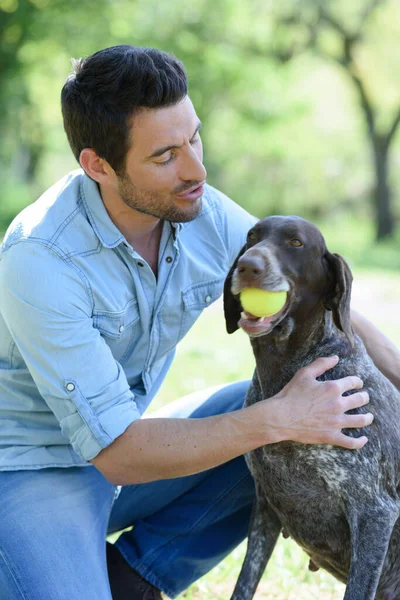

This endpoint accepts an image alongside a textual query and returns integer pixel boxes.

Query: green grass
[142,268,400,599]
[175,543,347,600]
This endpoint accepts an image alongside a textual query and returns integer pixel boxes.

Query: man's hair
[61,45,188,174]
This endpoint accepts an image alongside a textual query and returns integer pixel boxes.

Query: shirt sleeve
[0,241,141,461]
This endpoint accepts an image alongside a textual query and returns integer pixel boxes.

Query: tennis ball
[240,288,287,318]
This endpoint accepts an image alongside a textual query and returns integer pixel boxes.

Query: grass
[175,543,346,600]
[138,267,400,599]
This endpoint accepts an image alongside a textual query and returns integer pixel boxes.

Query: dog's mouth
[238,290,291,338]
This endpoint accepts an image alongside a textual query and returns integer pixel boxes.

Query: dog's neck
[250,303,352,399]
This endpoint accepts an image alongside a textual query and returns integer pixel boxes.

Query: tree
[266,0,400,239]
[0,0,41,180]
[2,0,399,240]
[0,0,109,182]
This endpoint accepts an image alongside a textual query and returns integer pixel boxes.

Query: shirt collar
[80,172,125,248]
[80,171,183,248]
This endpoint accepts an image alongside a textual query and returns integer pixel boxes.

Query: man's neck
[99,183,164,274]
[128,221,163,277]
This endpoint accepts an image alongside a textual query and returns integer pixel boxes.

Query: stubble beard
[117,172,203,223]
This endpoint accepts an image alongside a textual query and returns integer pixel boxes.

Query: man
[0,45,398,600]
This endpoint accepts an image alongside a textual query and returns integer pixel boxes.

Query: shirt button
[66,382,75,392]
[137,261,144,267]
[166,256,173,263]
[119,325,125,333]
[205,295,211,303]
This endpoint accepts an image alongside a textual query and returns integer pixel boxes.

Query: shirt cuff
[60,391,141,461]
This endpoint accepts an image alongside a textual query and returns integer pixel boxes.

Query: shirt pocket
[178,277,224,342]
[92,300,140,364]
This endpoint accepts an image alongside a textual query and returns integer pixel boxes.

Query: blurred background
[1,1,399,598]
[2,0,400,262]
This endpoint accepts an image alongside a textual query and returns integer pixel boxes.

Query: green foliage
[2,0,400,244]
[319,215,400,271]
[0,180,33,233]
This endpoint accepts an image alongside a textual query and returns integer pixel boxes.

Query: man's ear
[79,149,114,184]
[323,251,354,347]
[223,244,247,334]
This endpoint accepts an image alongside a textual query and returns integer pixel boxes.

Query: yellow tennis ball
[240,288,287,317]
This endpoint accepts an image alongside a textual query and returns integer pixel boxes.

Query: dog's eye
[290,239,303,247]
[247,231,257,241]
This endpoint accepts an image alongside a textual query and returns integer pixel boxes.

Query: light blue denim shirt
[0,170,256,470]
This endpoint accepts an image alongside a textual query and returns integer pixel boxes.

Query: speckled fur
[225,217,400,600]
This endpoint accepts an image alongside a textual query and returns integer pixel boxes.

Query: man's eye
[157,153,174,165]
[290,239,303,247]
[190,134,200,144]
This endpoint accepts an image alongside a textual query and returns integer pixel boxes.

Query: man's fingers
[342,390,370,411]
[334,433,368,450]
[303,356,339,379]
[336,375,364,395]
[341,412,374,429]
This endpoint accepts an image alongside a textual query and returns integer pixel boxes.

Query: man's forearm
[91,403,276,485]
[352,309,400,391]
[91,356,373,486]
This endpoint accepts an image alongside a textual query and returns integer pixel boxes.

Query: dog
[224,215,400,600]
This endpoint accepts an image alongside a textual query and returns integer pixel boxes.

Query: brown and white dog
[224,216,400,600]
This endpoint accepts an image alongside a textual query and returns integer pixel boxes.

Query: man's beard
[117,172,203,223]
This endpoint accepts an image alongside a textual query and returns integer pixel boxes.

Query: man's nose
[179,146,207,182]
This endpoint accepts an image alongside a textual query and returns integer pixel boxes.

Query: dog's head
[224,216,354,345]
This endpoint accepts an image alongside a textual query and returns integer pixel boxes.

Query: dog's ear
[323,251,354,347]
[223,244,247,334]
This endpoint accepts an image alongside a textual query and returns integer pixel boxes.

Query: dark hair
[61,45,188,174]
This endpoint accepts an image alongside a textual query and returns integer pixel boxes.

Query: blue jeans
[0,381,255,599]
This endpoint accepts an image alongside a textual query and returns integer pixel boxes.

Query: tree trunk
[372,138,394,240]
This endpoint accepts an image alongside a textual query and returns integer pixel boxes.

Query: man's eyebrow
[148,121,202,159]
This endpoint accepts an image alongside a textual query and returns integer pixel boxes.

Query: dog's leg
[343,503,399,600]
[230,486,281,600]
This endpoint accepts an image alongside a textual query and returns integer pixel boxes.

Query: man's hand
[265,355,372,449]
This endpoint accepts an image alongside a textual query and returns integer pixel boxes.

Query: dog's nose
[237,255,265,280]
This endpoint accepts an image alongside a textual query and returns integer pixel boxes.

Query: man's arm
[92,356,372,485]
[352,309,400,391]
[0,242,141,462]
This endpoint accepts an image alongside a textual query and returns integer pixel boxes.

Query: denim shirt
[0,170,256,470]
